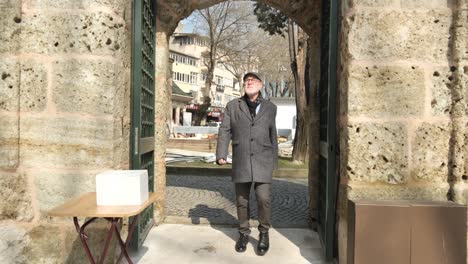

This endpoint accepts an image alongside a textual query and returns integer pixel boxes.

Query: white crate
[96,170,149,206]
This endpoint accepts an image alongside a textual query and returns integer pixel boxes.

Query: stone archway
[151,0,323,228]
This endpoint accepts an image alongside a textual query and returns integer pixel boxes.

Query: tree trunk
[292,27,309,163]
[193,63,214,126]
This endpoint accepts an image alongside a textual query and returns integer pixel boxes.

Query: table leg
[116,215,139,264]
[74,217,98,264]
[74,217,129,264]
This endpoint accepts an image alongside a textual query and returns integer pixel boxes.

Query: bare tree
[192,1,252,125]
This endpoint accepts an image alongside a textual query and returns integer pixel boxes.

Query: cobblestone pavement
[165,175,310,227]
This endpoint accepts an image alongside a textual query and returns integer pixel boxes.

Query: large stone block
[348,64,425,117]
[0,57,19,112]
[20,116,113,148]
[347,10,452,61]
[19,116,114,168]
[20,59,48,112]
[26,0,128,12]
[34,170,96,212]
[0,9,21,53]
[347,183,449,201]
[23,225,63,264]
[0,223,27,264]
[0,115,19,168]
[0,171,33,221]
[345,0,399,8]
[346,123,408,184]
[430,67,455,116]
[21,11,126,56]
[411,122,450,183]
[401,0,456,9]
[52,59,117,115]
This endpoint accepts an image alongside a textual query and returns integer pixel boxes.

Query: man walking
[216,72,278,256]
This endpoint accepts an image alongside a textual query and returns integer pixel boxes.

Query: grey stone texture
[19,116,114,169]
[348,64,425,117]
[411,122,450,183]
[21,11,126,56]
[346,0,399,8]
[52,59,117,115]
[0,115,19,168]
[34,170,95,212]
[346,123,408,184]
[0,57,19,111]
[23,225,63,264]
[347,9,452,62]
[430,66,456,116]
[20,59,48,112]
[0,223,27,264]
[0,171,33,221]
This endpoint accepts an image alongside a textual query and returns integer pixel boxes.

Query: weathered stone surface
[20,116,113,147]
[346,0,399,8]
[52,59,117,115]
[23,225,63,264]
[411,122,450,183]
[401,0,456,8]
[19,116,114,168]
[27,0,128,12]
[346,123,408,184]
[347,10,452,61]
[430,67,455,116]
[21,11,126,56]
[0,171,33,221]
[20,59,48,112]
[0,223,27,264]
[0,8,21,53]
[348,183,449,201]
[0,0,21,8]
[34,170,95,212]
[0,115,19,168]
[63,225,117,264]
[0,57,19,111]
[348,64,425,117]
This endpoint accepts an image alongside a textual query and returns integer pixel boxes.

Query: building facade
[169,33,241,124]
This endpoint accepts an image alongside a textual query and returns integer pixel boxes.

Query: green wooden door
[129,0,156,250]
[318,0,339,261]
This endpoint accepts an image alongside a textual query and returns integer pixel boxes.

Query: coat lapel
[238,99,253,121]
[254,100,270,121]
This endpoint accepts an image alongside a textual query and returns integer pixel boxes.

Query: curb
[166,166,308,178]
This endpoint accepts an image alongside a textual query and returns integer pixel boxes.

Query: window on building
[190,72,197,84]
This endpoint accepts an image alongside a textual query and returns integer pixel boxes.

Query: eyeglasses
[244,78,260,83]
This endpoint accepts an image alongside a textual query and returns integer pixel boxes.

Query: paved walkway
[130,224,325,264]
[165,174,310,227]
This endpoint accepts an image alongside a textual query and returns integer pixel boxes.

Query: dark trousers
[235,182,271,235]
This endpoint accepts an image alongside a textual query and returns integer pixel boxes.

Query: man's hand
[217,158,227,165]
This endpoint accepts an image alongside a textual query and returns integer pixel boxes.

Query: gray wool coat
[216,97,278,183]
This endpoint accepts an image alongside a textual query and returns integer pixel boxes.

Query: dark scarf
[243,92,263,118]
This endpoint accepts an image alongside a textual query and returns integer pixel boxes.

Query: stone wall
[0,0,133,262]
[338,0,467,262]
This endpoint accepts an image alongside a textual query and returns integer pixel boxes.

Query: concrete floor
[130,224,326,264]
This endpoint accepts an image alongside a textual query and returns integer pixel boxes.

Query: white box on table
[96,170,149,206]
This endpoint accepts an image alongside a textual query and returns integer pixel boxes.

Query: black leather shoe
[257,232,269,256]
[235,233,249,252]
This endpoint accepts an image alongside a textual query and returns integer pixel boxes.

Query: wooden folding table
[48,192,157,264]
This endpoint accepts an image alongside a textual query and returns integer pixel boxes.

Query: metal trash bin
[348,199,466,264]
